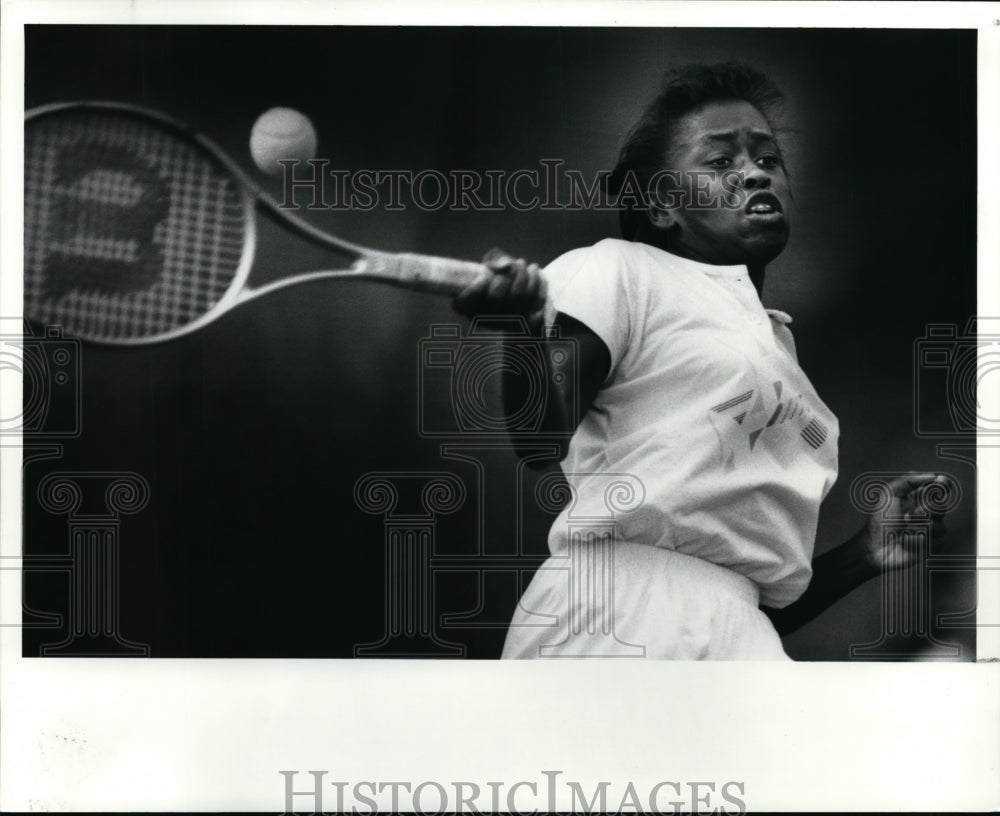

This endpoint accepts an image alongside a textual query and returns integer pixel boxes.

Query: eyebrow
[700,129,777,144]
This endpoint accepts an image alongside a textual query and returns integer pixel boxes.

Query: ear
[646,204,678,232]
[644,171,681,233]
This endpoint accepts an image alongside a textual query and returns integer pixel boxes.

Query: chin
[743,231,789,266]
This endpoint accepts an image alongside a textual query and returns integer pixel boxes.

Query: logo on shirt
[708,380,829,471]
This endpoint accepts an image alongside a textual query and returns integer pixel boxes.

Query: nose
[741,162,771,190]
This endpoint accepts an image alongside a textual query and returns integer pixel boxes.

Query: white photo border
[2,1,998,812]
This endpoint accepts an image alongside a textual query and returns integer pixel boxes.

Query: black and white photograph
[2,1,998,812]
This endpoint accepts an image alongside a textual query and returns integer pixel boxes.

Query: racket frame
[25,100,485,345]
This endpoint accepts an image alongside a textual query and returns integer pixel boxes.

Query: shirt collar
[645,244,795,324]
[652,245,749,279]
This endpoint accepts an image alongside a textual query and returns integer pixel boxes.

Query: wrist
[845,525,882,580]
[523,308,547,336]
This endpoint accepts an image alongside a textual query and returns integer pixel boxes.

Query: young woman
[454,63,947,659]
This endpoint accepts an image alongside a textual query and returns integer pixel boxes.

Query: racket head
[24,102,257,344]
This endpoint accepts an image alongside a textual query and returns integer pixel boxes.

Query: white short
[502,541,790,660]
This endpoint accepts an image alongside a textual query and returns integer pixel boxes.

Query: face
[649,99,790,267]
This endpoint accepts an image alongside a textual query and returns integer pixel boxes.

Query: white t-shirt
[543,238,839,608]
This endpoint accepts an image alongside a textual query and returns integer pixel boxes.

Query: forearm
[762,528,879,636]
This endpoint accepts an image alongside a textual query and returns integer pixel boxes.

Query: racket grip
[366,253,491,296]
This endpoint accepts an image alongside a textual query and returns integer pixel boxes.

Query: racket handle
[365,253,490,296]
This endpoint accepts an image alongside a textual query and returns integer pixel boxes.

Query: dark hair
[608,62,785,241]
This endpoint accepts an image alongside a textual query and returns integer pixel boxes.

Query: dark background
[22,26,978,659]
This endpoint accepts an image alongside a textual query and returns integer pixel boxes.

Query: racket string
[25,109,247,341]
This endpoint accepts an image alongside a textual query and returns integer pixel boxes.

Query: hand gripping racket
[24,101,494,344]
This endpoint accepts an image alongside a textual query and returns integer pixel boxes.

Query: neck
[748,264,766,296]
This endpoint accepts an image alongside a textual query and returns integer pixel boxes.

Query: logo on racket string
[25,108,249,343]
[41,142,170,300]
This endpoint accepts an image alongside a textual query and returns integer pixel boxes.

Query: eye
[757,153,781,169]
[707,156,731,168]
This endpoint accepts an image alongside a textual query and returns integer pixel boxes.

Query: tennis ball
[249,107,318,175]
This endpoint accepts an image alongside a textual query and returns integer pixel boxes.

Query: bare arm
[760,531,879,636]
[452,251,610,465]
[762,472,950,635]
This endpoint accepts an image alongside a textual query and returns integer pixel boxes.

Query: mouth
[744,192,784,218]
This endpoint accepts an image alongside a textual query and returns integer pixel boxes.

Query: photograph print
[16,24,983,663]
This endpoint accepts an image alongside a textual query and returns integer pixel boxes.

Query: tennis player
[454,63,947,659]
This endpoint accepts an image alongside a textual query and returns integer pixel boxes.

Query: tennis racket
[24,101,495,344]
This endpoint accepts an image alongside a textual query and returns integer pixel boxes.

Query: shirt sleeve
[542,240,636,375]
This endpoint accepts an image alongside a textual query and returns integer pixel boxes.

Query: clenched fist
[452,248,547,323]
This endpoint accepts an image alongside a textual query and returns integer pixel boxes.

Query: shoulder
[543,238,668,291]
[546,237,671,266]
[544,237,634,274]
[541,239,653,369]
